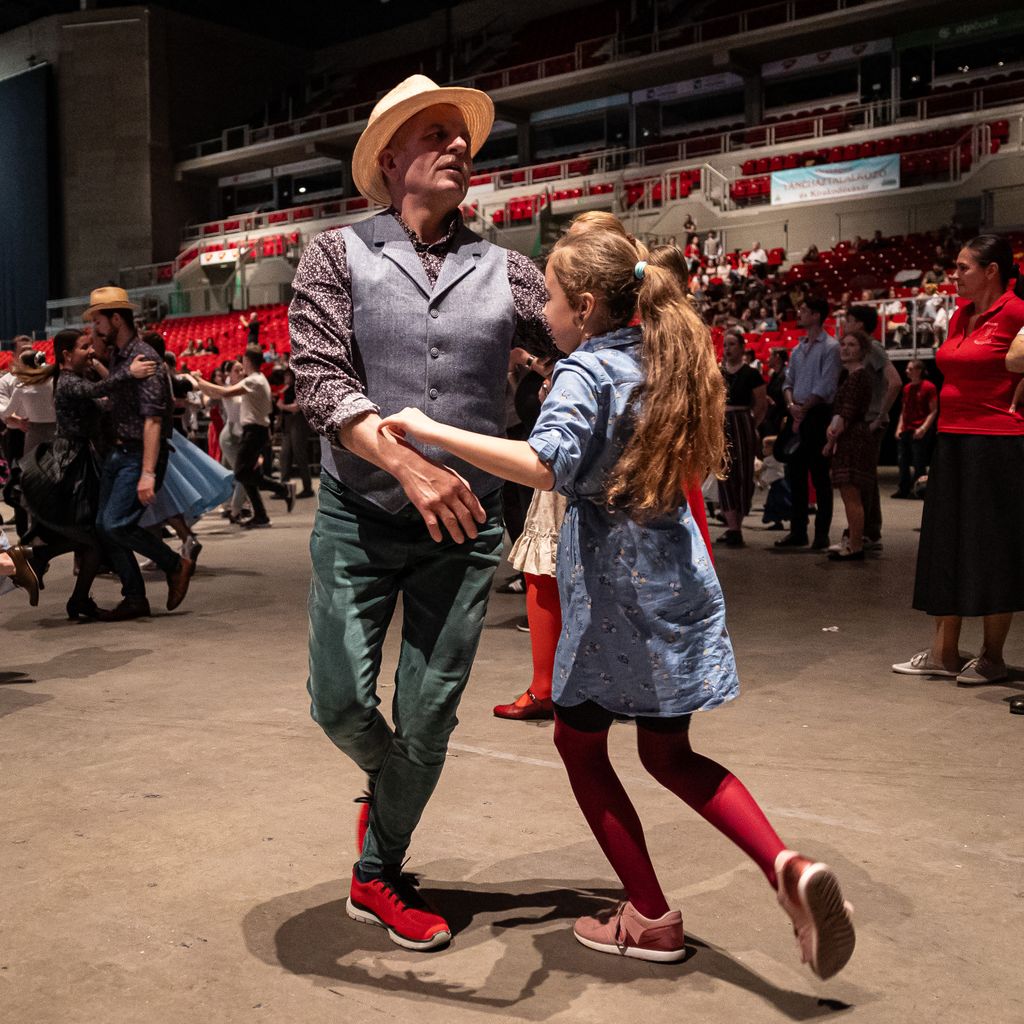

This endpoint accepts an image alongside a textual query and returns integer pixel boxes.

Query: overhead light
[298,186,307,193]
[910,74,920,83]
[998,61,1005,67]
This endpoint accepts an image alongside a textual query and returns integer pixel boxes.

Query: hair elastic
[634,260,648,280]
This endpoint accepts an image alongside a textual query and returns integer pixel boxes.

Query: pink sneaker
[573,901,686,963]
[775,850,856,980]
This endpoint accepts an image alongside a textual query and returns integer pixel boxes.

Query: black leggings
[554,699,691,734]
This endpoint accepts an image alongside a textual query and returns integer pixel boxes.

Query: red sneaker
[346,868,452,951]
[355,792,371,854]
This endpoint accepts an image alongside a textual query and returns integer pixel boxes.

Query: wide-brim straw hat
[84,286,140,319]
[352,74,494,208]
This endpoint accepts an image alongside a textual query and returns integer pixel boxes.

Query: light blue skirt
[140,430,235,527]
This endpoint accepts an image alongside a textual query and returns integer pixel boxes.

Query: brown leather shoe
[8,546,40,606]
[95,596,151,621]
[166,556,194,611]
[493,690,554,720]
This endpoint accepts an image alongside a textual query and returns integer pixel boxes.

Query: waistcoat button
[430,347,439,358]
[429,388,439,400]
[429,307,440,319]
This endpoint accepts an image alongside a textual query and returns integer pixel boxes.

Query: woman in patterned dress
[380,225,855,979]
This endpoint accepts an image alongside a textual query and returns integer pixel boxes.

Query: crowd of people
[0,296,315,619]
[2,71,1023,991]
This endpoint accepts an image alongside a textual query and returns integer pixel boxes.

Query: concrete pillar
[744,74,763,126]
[517,121,531,167]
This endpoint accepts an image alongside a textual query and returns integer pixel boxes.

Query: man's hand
[913,425,929,440]
[789,403,804,425]
[5,414,29,432]
[129,356,157,379]
[137,473,157,505]
[385,438,485,544]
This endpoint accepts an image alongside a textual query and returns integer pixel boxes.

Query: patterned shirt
[289,207,553,439]
[107,335,169,441]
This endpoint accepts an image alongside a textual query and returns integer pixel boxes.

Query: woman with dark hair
[717,327,767,546]
[823,330,874,561]
[893,235,1024,708]
[20,328,155,618]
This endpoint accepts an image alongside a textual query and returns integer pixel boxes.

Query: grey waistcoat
[319,212,517,513]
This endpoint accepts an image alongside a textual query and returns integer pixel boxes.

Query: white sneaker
[891,650,958,677]
[828,534,851,555]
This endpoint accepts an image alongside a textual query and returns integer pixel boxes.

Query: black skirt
[913,433,1024,616]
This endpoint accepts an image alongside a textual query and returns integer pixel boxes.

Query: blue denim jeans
[308,472,504,875]
[97,446,179,599]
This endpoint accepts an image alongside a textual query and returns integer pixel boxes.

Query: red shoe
[493,690,554,720]
[346,867,452,950]
[573,901,686,963]
[355,792,371,854]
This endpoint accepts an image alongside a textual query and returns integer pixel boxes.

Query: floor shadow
[243,876,856,1021]
[0,670,31,685]
[0,688,52,718]
[0,645,152,682]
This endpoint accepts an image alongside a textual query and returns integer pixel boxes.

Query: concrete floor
[2,470,1022,1024]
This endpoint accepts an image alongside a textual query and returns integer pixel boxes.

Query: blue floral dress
[528,326,739,717]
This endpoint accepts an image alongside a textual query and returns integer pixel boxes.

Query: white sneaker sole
[572,929,686,963]
[891,663,957,677]
[345,896,451,951]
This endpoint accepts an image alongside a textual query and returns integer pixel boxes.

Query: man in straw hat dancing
[290,74,553,950]
[88,287,194,619]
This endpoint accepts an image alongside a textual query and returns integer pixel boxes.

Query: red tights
[524,573,561,702]
[553,712,786,919]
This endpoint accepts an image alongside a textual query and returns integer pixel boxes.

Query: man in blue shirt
[776,297,841,549]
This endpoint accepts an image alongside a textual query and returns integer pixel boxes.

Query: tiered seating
[150,304,291,374]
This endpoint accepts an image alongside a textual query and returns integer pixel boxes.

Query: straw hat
[84,286,139,319]
[351,74,494,208]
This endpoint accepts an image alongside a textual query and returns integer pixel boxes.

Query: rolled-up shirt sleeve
[527,360,603,495]
[289,230,379,439]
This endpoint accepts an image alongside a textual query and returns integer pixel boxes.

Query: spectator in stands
[893,359,937,498]
[182,339,199,357]
[189,346,294,528]
[923,262,947,285]
[756,306,777,332]
[703,229,721,262]
[882,288,907,347]
[867,230,888,251]
[843,304,902,552]
[240,311,260,346]
[803,244,820,263]
[88,286,194,620]
[288,74,555,951]
[684,234,701,272]
[682,213,696,234]
[204,336,219,354]
[823,330,875,561]
[894,234,1024,702]
[746,241,768,280]
[718,328,767,546]
[776,297,841,550]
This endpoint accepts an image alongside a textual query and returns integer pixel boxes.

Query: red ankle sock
[553,717,670,919]
[636,726,786,887]
[524,573,560,702]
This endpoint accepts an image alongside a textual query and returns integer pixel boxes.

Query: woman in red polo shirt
[893,235,1024,708]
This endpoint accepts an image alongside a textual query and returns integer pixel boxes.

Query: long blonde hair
[547,229,726,519]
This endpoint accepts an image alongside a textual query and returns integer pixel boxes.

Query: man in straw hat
[87,286,195,619]
[290,74,554,950]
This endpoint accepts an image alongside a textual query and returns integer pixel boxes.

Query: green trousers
[308,472,504,874]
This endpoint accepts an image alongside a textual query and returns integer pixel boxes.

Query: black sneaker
[774,533,809,548]
[285,482,296,513]
[242,517,272,530]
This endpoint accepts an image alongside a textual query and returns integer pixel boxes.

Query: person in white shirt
[745,241,769,279]
[703,229,721,261]
[190,347,293,528]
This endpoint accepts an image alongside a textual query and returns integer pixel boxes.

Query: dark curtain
[0,64,51,339]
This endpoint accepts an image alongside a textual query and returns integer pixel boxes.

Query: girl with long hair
[380,226,855,977]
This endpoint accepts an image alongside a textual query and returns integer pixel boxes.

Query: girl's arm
[380,408,555,491]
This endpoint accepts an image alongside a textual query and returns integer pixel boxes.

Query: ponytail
[607,262,726,519]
